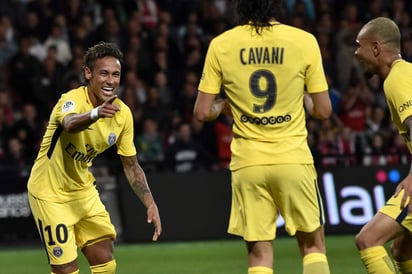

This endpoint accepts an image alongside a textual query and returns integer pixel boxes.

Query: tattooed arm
[120,155,162,241]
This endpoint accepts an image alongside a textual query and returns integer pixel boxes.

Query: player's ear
[84,66,92,81]
[372,41,381,57]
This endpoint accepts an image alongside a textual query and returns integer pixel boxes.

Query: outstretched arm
[120,155,162,241]
[62,95,120,133]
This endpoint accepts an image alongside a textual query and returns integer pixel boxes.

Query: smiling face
[354,28,379,75]
[354,17,402,79]
[84,56,121,105]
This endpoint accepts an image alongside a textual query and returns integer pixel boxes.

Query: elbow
[62,119,79,133]
[193,109,209,122]
[316,107,332,120]
[64,124,77,134]
[313,100,332,120]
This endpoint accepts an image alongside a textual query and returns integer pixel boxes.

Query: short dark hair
[82,41,123,84]
[83,41,123,72]
[232,0,285,34]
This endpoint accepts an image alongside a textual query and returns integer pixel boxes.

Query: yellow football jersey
[28,86,136,202]
[198,23,328,170]
[384,59,412,153]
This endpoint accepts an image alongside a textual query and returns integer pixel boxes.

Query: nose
[106,75,115,84]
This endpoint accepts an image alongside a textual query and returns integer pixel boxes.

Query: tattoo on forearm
[131,179,150,203]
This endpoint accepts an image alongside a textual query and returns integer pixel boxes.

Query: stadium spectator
[213,115,233,169]
[338,78,374,155]
[8,35,42,107]
[0,137,32,175]
[389,134,410,165]
[118,82,144,132]
[32,45,67,119]
[317,121,339,166]
[134,117,164,165]
[0,14,17,67]
[364,104,391,147]
[285,0,316,21]
[401,37,412,62]
[175,70,198,123]
[11,102,43,159]
[362,132,390,166]
[0,88,15,126]
[165,122,217,173]
[141,85,170,130]
[336,126,359,165]
[153,70,173,105]
[190,116,218,163]
[138,0,160,32]
[0,106,11,160]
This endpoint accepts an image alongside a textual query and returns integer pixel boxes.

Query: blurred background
[0,0,412,245]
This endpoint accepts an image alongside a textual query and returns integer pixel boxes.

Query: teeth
[103,87,114,91]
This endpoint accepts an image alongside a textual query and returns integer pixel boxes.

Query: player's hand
[147,203,162,241]
[394,174,412,213]
[221,99,232,116]
[98,95,120,118]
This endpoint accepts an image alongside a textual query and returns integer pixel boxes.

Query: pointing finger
[106,95,117,104]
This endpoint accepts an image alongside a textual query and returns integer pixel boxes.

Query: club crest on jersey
[108,133,116,146]
[62,100,75,113]
[53,247,63,257]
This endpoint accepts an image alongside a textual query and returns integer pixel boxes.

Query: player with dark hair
[27,41,162,274]
[193,0,332,273]
[354,17,412,274]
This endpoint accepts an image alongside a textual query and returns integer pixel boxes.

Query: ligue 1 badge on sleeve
[53,246,63,257]
[62,100,75,113]
[108,133,116,146]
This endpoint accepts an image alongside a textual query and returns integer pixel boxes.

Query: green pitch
[0,235,380,273]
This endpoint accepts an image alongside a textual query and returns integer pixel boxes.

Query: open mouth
[102,87,115,96]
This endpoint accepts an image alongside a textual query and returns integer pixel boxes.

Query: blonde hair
[363,17,401,49]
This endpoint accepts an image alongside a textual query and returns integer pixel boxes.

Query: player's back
[206,23,327,169]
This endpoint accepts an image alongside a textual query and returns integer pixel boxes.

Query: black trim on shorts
[37,218,51,264]
[314,179,325,225]
[396,205,409,224]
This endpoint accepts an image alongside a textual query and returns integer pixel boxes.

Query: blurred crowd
[0,0,411,175]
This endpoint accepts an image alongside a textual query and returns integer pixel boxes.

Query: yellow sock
[51,270,79,274]
[360,246,395,274]
[395,259,412,274]
[248,266,273,274]
[303,252,330,274]
[90,259,117,274]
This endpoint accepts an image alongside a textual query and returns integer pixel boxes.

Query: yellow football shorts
[228,164,325,241]
[28,191,116,265]
[379,189,412,230]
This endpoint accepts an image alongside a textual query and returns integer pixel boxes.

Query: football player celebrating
[27,41,162,274]
[193,0,332,273]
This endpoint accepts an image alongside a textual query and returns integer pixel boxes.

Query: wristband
[90,107,100,121]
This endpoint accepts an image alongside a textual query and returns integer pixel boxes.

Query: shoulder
[60,86,86,100]
[384,60,412,95]
[114,97,131,110]
[114,97,133,117]
[210,26,243,44]
[387,60,412,83]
